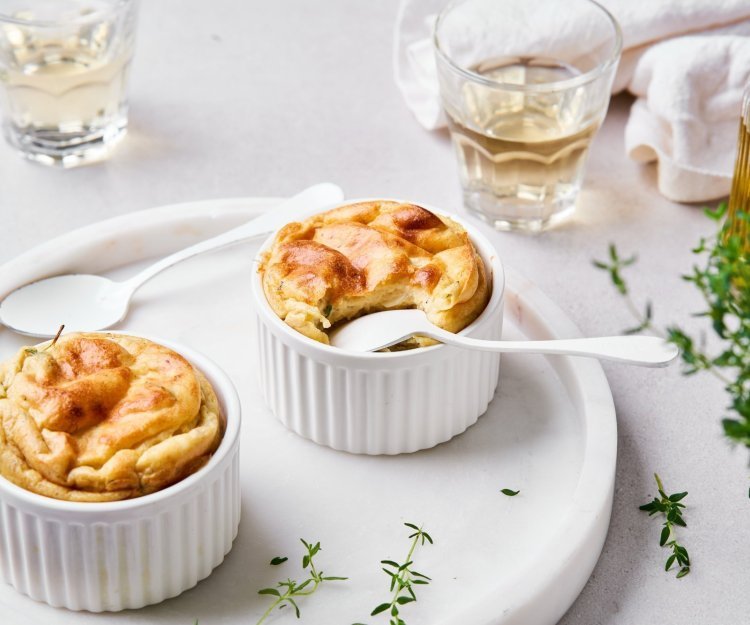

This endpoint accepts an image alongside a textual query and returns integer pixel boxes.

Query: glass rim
[0,0,133,27]
[433,0,623,93]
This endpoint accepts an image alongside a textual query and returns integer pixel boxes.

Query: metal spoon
[0,182,344,337]
[328,309,679,366]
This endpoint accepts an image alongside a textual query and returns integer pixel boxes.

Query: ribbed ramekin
[0,335,241,612]
[251,200,504,455]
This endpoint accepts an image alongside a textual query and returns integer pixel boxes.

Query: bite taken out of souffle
[0,333,224,502]
[259,200,491,345]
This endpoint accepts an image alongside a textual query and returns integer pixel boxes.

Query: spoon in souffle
[328,309,679,366]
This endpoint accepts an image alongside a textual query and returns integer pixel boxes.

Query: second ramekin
[251,199,504,455]
[0,335,242,612]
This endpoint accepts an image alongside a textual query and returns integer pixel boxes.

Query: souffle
[260,200,490,344]
[0,333,224,502]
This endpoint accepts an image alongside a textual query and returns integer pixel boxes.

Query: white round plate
[0,197,616,625]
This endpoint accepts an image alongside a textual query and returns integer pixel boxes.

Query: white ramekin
[251,200,504,455]
[0,335,241,612]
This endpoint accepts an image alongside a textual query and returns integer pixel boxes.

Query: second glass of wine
[0,0,138,167]
[434,0,622,231]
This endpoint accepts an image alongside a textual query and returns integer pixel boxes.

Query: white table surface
[0,1,746,624]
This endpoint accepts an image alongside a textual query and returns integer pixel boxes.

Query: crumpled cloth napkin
[394,0,750,202]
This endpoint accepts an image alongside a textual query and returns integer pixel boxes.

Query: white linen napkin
[394,0,750,202]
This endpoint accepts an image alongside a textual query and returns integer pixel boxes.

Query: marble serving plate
[0,197,616,625]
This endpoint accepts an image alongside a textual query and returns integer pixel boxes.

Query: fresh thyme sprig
[360,522,433,625]
[639,474,690,578]
[256,539,347,624]
[593,246,657,336]
[594,205,750,447]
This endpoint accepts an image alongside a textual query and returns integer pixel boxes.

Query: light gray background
[0,1,747,624]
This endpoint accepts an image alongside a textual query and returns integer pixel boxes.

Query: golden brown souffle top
[259,201,491,344]
[0,333,224,502]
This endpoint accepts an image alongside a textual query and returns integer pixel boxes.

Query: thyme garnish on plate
[500,488,520,496]
[357,522,433,625]
[256,539,347,624]
[639,474,690,578]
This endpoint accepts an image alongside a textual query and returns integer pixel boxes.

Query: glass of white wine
[434,0,622,232]
[0,0,138,167]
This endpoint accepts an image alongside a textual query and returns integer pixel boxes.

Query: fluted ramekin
[251,200,504,455]
[0,335,241,612]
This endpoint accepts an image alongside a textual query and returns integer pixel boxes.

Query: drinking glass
[434,0,622,231]
[0,0,138,167]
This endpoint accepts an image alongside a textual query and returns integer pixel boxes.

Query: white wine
[446,56,602,230]
[0,0,136,166]
[3,49,130,132]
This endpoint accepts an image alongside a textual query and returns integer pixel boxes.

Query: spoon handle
[428,330,679,367]
[119,183,344,293]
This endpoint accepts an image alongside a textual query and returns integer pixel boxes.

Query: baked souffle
[259,200,491,344]
[0,333,224,502]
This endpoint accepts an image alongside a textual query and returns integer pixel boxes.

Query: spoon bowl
[0,274,129,337]
[329,308,680,367]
